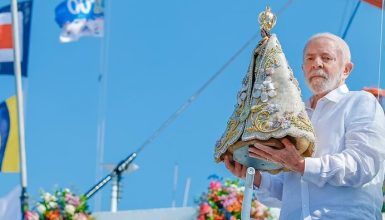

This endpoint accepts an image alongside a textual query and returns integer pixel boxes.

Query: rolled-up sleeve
[303,95,385,187]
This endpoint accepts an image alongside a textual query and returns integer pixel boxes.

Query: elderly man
[224,33,385,219]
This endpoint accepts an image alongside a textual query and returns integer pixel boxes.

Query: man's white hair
[304,32,351,63]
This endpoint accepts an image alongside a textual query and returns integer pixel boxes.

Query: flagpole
[94,0,111,211]
[10,0,29,217]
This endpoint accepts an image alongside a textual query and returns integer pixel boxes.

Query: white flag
[0,186,21,220]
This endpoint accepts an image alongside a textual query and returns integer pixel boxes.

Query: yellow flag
[0,96,20,172]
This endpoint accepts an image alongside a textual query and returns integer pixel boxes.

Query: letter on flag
[0,1,32,76]
[0,96,20,173]
[55,0,104,43]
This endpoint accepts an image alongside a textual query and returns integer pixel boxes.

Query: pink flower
[24,211,39,220]
[200,203,212,214]
[209,181,221,191]
[65,193,80,207]
[222,197,236,207]
[74,213,89,220]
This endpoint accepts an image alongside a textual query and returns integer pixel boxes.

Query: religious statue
[214,7,315,174]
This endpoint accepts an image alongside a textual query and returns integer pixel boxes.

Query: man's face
[302,38,344,95]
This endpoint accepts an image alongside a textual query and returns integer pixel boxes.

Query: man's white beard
[306,69,342,95]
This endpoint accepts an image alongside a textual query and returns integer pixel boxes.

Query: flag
[0,1,32,76]
[55,0,104,43]
[363,0,383,9]
[0,186,21,220]
[363,87,385,111]
[0,96,20,173]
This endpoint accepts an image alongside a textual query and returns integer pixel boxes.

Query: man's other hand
[224,154,262,187]
[249,138,305,174]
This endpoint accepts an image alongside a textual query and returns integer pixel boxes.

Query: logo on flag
[0,96,20,173]
[0,1,32,76]
[55,0,104,43]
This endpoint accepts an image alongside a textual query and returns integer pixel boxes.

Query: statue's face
[302,38,344,95]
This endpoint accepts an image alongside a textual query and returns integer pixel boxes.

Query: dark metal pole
[84,152,137,199]
[342,0,362,39]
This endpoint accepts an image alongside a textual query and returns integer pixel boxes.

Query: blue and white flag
[55,0,104,43]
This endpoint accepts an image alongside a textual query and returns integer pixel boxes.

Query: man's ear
[343,62,353,79]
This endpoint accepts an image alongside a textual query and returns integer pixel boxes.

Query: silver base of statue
[233,145,283,170]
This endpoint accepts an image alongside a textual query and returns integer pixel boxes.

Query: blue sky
[0,0,384,213]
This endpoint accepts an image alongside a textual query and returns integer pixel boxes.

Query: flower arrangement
[25,188,94,220]
[196,177,273,220]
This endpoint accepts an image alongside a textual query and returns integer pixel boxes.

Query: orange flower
[214,214,225,220]
[233,202,242,213]
[45,210,61,220]
[226,205,233,213]
[197,214,205,220]
[212,195,220,202]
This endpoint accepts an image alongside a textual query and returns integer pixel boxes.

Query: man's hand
[224,154,262,187]
[248,138,305,174]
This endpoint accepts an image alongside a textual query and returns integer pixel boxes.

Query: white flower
[64,188,71,193]
[43,192,52,202]
[48,201,58,209]
[37,204,46,214]
[43,192,57,202]
[65,204,76,215]
[49,195,57,202]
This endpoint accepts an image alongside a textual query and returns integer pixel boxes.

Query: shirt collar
[306,84,349,109]
[323,84,349,103]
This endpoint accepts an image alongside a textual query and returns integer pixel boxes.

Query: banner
[55,0,104,43]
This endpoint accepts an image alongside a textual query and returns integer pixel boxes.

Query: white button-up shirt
[256,84,385,219]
